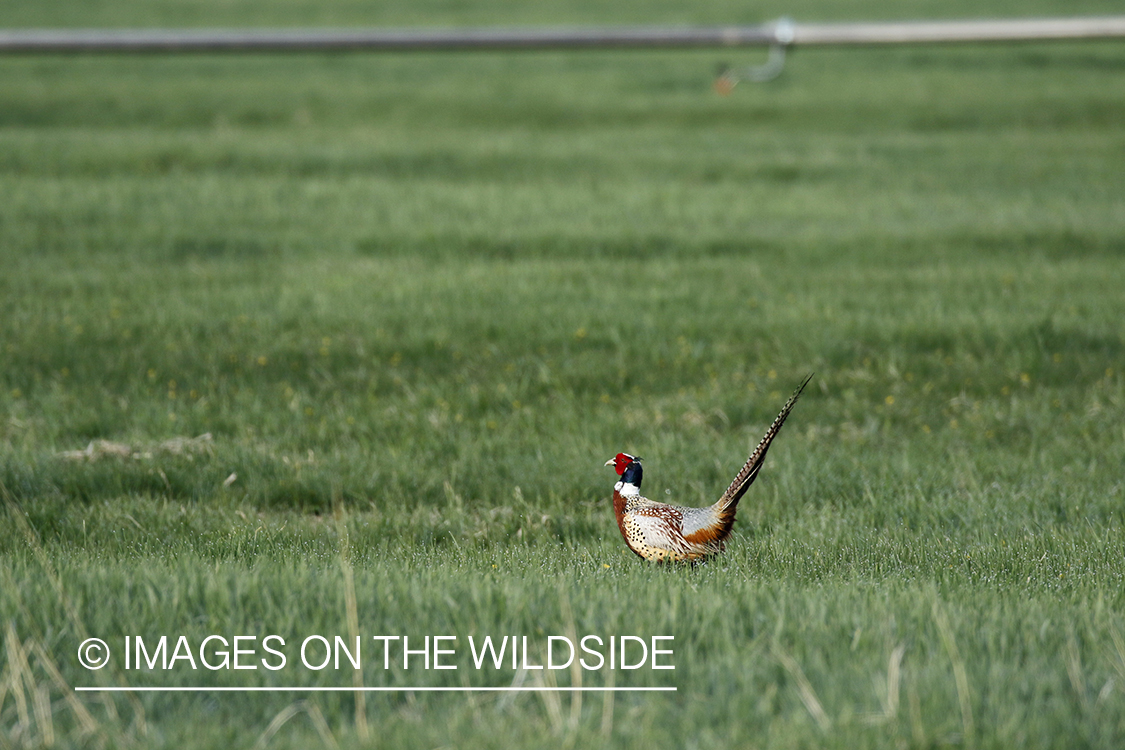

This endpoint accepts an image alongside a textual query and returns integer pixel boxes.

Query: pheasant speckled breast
[606,374,811,562]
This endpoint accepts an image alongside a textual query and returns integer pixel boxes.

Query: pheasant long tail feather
[714,373,813,514]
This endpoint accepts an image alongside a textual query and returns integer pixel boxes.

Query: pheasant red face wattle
[605,452,640,476]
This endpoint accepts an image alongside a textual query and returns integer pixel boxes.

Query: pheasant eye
[613,453,635,475]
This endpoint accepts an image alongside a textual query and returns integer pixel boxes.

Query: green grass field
[2,0,1125,747]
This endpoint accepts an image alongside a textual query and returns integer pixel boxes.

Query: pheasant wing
[628,504,691,556]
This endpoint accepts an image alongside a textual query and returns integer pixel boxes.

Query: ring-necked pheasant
[605,374,812,562]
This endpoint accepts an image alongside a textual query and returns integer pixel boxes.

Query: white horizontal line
[76,686,675,692]
[3,17,1124,53]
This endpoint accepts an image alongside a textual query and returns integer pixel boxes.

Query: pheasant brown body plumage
[606,374,812,562]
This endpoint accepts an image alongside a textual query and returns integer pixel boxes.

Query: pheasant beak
[604,458,616,466]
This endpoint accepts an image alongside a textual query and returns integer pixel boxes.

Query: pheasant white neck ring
[615,480,640,497]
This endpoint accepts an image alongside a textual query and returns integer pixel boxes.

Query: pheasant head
[605,453,643,496]
[605,452,640,475]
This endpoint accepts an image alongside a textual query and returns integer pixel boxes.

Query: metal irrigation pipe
[2,17,1122,89]
[0,17,1124,54]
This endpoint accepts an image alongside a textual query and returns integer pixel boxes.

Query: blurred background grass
[1,0,1124,747]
